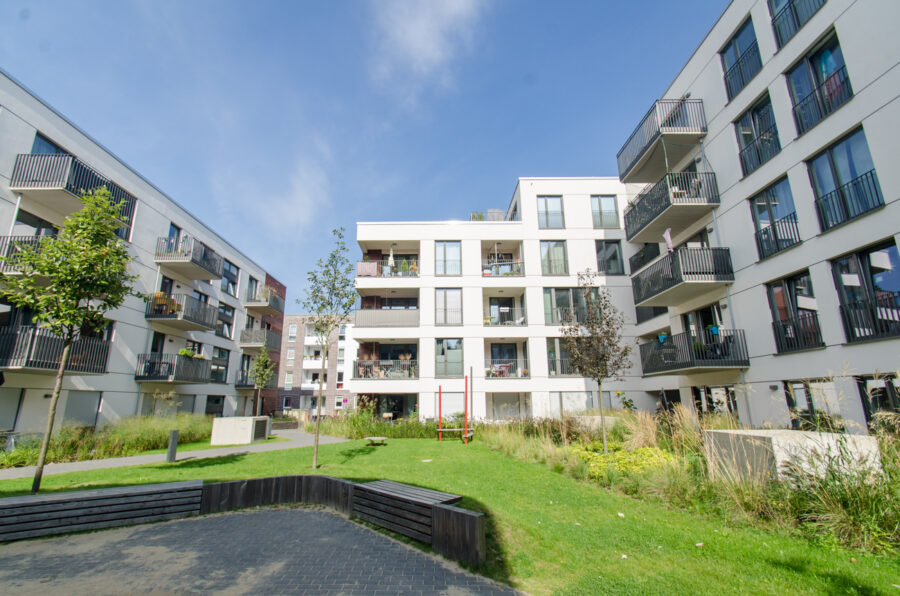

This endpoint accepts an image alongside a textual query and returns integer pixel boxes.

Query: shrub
[308,407,439,439]
[571,445,674,481]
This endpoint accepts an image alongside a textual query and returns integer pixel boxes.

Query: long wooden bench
[352,480,460,542]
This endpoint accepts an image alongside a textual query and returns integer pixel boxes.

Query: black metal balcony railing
[624,172,720,241]
[481,259,524,276]
[724,41,762,101]
[353,308,420,327]
[772,0,826,49]
[353,359,418,379]
[840,292,900,343]
[636,306,669,324]
[772,311,825,353]
[484,308,526,326]
[239,328,282,350]
[10,154,138,239]
[793,66,853,135]
[755,212,801,260]
[592,209,618,229]
[145,293,217,328]
[629,243,661,274]
[435,309,463,326]
[739,123,781,176]
[617,99,707,180]
[485,358,529,378]
[640,329,749,375]
[632,247,734,305]
[235,370,277,389]
[0,236,46,273]
[155,235,225,278]
[542,259,568,276]
[548,358,578,376]
[244,287,286,314]
[815,169,883,232]
[135,353,212,383]
[0,326,110,374]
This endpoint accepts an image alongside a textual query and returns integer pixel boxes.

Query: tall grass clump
[308,407,438,439]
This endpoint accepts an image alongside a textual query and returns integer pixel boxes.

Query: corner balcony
[624,172,720,243]
[631,247,734,307]
[0,236,46,274]
[239,329,282,352]
[639,329,749,376]
[353,308,420,327]
[155,235,224,280]
[135,353,211,383]
[145,293,217,331]
[0,326,110,374]
[840,292,900,343]
[243,286,285,317]
[616,99,707,183]
[353,359,418,380]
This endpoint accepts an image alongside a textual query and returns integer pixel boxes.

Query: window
[11,210,56,238]
[192,290,209,305]
[240,353,252,381]
[692,386,739,417]
[788,35,852,134]
[832,241,900,342]
[537,195,564,229]
[591,195,618,228]
[784,380,842,430]
[211,348,230,383]
[736,95,780,176]
[767,270,823,353]
[286,348,295,367]
[62,391,101,428]
[856,375,900,424]
[288,324,297,341]
[338,348,344,364]
[547,338,575,376]
[336,372,344,389]
[808,129,883,231]
[221,259,239,296]
[435,241,461,276]
[543,288,594,324]
[205,395,225,416]
[540,241,568,275]
[339,325,346,340]
[245,314,256,330]
[247,276,259,301]
[751,177,800,259]
[0,388,22,432]
[216,303,234,339]
[284,372,293,391]
[31,133,66,155]
[435,338,463,377]
[595,241,625,275]
[186,341,203,357]
[435,288,463,325]
[721,19,762,100]
[770,0,827,49]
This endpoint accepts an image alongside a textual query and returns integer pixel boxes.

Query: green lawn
[140,435,288,455]
[0,439,896,595]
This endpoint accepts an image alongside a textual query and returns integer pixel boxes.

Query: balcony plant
[400,259,409,276]
[178,348,194,358]
[409,261,418,275]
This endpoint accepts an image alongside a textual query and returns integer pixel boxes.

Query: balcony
[755,212,801,260]
[353,359,418,379]
[639,329,749,376]
[481,259,524,277]
[629,243,661,274]
[632,247,734,307]
[815,169,883,232]
[135,353,211,383]
[483,308,526,326]
[235,370,277,389]
[0,236,46,274]
[793,66,852,135]
[772,0,826,49]
[739,124,781,177]
[840,292,900,343]
[145,293,217,331]
[485,358,530,379]
[239,328,282,351]
[354,309,420,327]
[155,235,224,280]
[773,312,825,354]
[0,326,110,374]
[9,153,138,238]
[724,41,762,101]
[243,287,285,317]
[636,306,669,325]
[624,172,720,243]
[356,258,419,278]
[548,358,579,377]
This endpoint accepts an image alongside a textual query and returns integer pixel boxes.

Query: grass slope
[0,439,896,595]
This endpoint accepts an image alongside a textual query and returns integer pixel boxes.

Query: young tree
[560,269,634,453]
[301,227,357,469]
[0,188,140,492]
[250,348,276,416]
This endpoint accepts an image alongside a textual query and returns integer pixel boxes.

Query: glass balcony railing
[481,259,524,276]
[483,308,526,326]
[353,309,420,327]
[356,258,420,277]
[485,358,529,378]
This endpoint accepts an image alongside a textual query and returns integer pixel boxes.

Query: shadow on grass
[144,453,249,471]
[767,555,881,595]
[335,445,379,465]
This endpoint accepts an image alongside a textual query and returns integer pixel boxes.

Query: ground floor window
[692,386,738,418]
[856,375,899,425]
[63,391,101,428]
[205,395,225,417]
[549,391,608,415]
[0,388,22,431]
[784,380,843,431]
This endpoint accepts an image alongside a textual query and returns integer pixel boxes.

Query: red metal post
[464,375,468,445]
[438,386,442,442]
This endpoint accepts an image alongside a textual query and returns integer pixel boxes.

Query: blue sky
[0,0,725,306]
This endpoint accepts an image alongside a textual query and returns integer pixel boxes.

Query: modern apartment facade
[616,0,899,431]
[0,69,286,434]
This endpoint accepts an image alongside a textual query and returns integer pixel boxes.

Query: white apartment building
[0,69,286,435]
[616,0,899,431]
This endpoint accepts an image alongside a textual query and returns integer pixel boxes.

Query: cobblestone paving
[0,508,518,595]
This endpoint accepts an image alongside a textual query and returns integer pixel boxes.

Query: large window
[832,241,900,342]
[547,338,575,376]
[284,372,293,391]
[211,348,230,383]
[809,129,882,231]
[286,348,295,366]
[751,177,800,259]
[435,288,462,326]
[736,95,780,176]
[537,195,564,229]
[595,241,625,275]
[591,195,618,229]
[288,324,297,341]
[221,259,239,296]
[770,0,827,49]
[216,303,234,339]
[767,270,823,353]
[721,19,762,100]
[788,34,852,134]
[31,133,66,155]
[435,338,463,377]
[435,241,461,276]
[543,288,594,324]
[540,241,568,275]
[784,380,842,430]
[0,388,22,432]
[247,276,259,300]
[856,375,900,424]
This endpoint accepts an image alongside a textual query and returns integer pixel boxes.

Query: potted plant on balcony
[409,261,418,275]
[706,324,720,336]
[657,332,668,343]
[178,348,194,358]
[400,259,409,276]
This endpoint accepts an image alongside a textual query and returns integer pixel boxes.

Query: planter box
[211,416,271,446]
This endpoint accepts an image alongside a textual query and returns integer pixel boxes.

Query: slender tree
[560,269,634,453]
[0,188,140,492]
[301,228,357,468]
[250,348,276,416]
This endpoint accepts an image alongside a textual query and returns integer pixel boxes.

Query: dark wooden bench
[352,480,460,542]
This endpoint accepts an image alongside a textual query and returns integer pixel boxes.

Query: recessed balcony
[639,329,749,376]
[0,326,110,375]
[616,99,707,183]
[243,286,285,317]
[353,359,418,380]
[145,293,217,331]
[631,247,734,307]
[135,353,211,383]
[155,235,224,280]
[481,240,525,277]
[238,328,282,352]
[624,172,720,243]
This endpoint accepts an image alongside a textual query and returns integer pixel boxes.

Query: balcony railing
[0,236,46,273]
[548,358,579,376]
[484,308,526,326]
[353,309,420,327]
[356,258,420,278]
[724,41,762,101]
[244,287,286,315]
[772,312,824,353]
[624,172,720,241]
[636,306,668,324]
[840,292,900,343]
[739,123,781,176]
[629,243,661,274]
[353,359,418,379]
[640,329,749,375]
[235,370,277,389]
[10,153,138,239]
[435,309,463,326]
[632,247,734,305]
[542,259,568,276]
[481,259,524,277]
[436,260,462,276]
[772,0,826,49]
[815,169,883,231]
[0,326,110,374]
[755,212,801,260]
[793,66,852,135]
[145,293,217,329]
[485,358,529,378]
[239,328,282,350]
[135,353,212,383]
[617,99,707,180]
[592,209,618,229]
[155,235,224,278]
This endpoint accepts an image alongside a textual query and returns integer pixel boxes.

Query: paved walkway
[0,429,346,480]
[0,508,517,595]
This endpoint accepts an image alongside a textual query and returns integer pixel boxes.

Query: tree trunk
[598,380,608,454]
[311,345,327,469]
[32,339,72,494]
[558,392,568,447]
[255,387,262,417]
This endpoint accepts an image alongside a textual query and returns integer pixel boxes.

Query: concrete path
[0,508,517,595]
[0,429,347,480]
